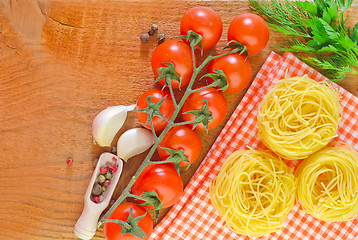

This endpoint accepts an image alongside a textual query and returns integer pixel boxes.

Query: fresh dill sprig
[249,0,358,82]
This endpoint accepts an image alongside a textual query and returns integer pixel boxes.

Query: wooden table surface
[1,0,357,239]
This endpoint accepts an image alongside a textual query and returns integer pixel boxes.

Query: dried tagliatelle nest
[210,149,295,238]
[257,75,341,160]
[296,145,358,222]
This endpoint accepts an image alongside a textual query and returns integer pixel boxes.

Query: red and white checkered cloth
[149,52,358,240]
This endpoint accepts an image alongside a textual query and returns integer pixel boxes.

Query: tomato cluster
[104,7,268,240]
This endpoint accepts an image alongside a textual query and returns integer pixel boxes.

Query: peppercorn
[148,29,155,36]
[93,195,100,204]
[92,183,102,195]
[151,24,158,32]
[157,33,165,44]
[103,179,111,187]
[109,165,118,173]
[97,174,106,184]
[140,33,150,42]
[101,186,107,192]
[105,172,112,180]
[66,157,73,165]
[100,166,108,175]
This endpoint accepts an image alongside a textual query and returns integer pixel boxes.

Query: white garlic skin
[92,105,135,147]
[117,128,155,162]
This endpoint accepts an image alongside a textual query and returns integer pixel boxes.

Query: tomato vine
[98,31,246,229]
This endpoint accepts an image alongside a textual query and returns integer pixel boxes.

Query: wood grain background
[0,0,357,239]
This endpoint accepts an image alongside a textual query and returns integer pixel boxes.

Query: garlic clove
[117,128,155,162]
[92,105,135,147]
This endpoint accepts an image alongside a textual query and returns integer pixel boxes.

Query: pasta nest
[296,145,358,222]
[210,149,295,238]
[257,75,341,160]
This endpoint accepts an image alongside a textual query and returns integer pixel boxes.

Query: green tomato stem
[149,159,174,164]
[127,193,147,201]
[167,81,178,107]
[189,83,216,93]
[172,119,197,127]
[150,119,159,141]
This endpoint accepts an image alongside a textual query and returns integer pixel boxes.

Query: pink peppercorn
[100,166,108,174]
[66,158,73,165]
[109,165,117,173]
[103,179,111,187]
[93,195,100,204]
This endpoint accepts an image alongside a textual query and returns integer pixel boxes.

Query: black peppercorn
[140,33,150,42]
[151,24,158,32]
[148,29,155,36]
[92,183,102,195]
[157,33,165,44]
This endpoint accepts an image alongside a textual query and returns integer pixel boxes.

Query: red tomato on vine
[181,87,227,131]
[227,13,269,57]
[151,40,194,88]
[104,202,153,240]
[136,89,175,131]
[180,7,223,50]
[132,163,183,208]
[157,125,201,167]
[207,52,252,93]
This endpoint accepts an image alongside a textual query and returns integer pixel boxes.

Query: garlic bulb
[92,105,135,147]
[117,128,155,162]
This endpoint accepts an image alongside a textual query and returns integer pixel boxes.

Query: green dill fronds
[249,0,358,82]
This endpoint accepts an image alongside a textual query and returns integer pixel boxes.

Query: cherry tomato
[181,87,227,131]
[151,40,194,88]
[227,13,269,57]
[132,163,183,208]
[207,52,252,93]
[157,125,201,167]
[136,89,175,131]
[180,7,223,51]
[104,202,153,240]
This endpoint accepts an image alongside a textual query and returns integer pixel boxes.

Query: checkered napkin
[149,52,358,240]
